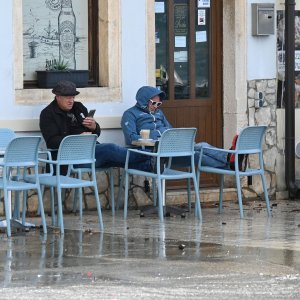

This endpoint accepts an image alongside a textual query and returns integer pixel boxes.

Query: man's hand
[82,117,97,131]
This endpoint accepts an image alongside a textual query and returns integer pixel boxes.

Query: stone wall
[0,169,151,217]
[246,78,277,199]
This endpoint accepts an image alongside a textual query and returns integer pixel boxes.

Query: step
[165,188,238,206]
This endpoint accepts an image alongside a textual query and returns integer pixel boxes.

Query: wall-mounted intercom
[254,91,264,108]
[252,3,275,36]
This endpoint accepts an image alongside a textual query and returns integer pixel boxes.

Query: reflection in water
[3,239,12,286]
[1,217,300,287]
[0,224,203,285]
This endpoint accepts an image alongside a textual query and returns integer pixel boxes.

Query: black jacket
[40,99,101,150]
[40,99,101,174]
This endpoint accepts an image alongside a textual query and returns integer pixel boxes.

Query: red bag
[227,134,248,171]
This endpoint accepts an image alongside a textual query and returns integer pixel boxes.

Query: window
[22,0,98,88]
[14,0,121,104]
[155,0,211,100]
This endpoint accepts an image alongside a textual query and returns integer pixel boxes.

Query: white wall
[0,1,46,122]
[247,0,277,80]
[121,0,148,109]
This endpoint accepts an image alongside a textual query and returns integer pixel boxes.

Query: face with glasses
[148,95,163,112]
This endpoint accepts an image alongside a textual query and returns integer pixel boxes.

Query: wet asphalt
[0,199,300,299]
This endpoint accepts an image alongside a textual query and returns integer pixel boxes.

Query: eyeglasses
[149,99,162,107]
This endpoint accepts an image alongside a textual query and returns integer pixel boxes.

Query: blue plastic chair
[0,128,16,151]
[197,125,272,218]
[0,136,47,237]
[0,128,17,212]
[0,128,33,221]
[123,128,202,221]
[37,134,104,233]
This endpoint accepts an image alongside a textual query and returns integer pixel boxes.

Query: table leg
[0,191,12,228]
[0,190,36,230]
[140,178,187,218]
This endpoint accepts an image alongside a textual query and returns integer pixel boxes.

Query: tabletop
[131,139,157,147]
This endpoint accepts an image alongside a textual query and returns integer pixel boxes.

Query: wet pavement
[0,199,300,299]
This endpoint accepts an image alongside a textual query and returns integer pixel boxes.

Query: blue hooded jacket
[121,86,172,145]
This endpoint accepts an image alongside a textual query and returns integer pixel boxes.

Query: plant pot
[36,70,89,88]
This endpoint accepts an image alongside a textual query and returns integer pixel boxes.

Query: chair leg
[192,175,202,220]
[157,179,164,221]
[261,173,272,216]
[152,179,157,207]
[219,174,224,213]
[93,184,104,231]
[72,188,78,213]
[37,187,47,235]
[57,187,64,233]
[78,187,83,220]
[124,172,129,219]
[196,170,201,217]
[37,185,46,216]
[4,189,11,237]
[108,168,115,216]
[49,187,56,225]
[22,190,27,224]
[187,178,191,212]
[13,191,20,219]
[116,169,125,210]
[235,173,244,218]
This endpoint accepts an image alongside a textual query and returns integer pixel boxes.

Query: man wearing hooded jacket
[121,86,228,169]
[121,86,171,144]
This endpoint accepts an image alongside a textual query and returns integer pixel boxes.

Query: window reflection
[155,0,211,100]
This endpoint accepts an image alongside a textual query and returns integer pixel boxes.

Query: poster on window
[174,4,188,35]
[277,10,300,108]
[198,0,210,8]
[23,0,88,81]
[198,9,206,25]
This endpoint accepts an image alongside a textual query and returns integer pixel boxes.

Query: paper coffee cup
[140,129,150,139]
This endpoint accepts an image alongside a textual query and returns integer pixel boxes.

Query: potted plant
[36,59,89,88]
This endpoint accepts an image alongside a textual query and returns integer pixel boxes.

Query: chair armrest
[38,157,57,165]
[201,146,236,154]
[38,150,54,174]
[127,148,158,157]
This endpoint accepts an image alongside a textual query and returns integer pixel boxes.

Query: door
[155,0,222,186]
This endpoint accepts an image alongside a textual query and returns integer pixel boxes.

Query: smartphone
[87,109,96,117]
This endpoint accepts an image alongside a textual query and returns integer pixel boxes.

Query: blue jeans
[94,143,150,171]
[194,142,229,168]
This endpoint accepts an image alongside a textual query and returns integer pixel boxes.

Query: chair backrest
[3,136,41,167]
[0,128,16,150]
[157,128,197,157]
[236,126,267,153]
[56,134,97,166]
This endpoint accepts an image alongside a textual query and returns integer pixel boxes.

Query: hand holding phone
[87,109,96,118]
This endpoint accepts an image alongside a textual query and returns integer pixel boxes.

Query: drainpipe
[284,0,297,198]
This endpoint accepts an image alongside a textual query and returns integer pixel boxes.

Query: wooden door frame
[153,1,223,148]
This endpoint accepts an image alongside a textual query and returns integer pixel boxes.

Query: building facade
[0,0,299,203]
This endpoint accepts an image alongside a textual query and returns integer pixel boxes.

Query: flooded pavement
[0,199,300,299]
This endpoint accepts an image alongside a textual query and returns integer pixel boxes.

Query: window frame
[14,0,121,104]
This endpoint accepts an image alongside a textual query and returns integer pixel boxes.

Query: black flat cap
[52,80,80,96]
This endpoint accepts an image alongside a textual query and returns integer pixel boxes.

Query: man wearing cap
[40,80,151,174]
[121,86,171,145]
